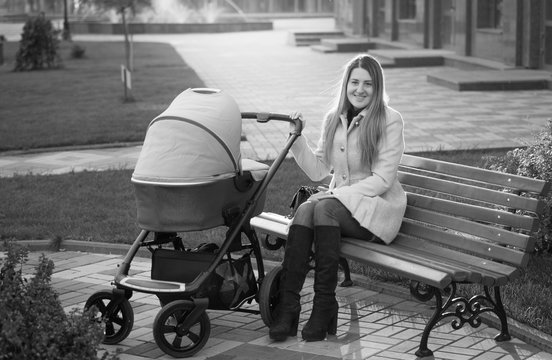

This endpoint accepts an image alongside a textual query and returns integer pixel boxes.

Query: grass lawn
[0,39,204,152]
[0,159,311,245]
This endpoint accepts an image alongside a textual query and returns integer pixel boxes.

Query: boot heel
[327,313,338,335]
[289,317,299,336]
[270,313,299,341]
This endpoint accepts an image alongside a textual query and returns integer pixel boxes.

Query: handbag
[289,185,320,217]
[207,252,257,310]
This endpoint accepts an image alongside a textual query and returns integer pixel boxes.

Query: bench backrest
[397,154,550,268]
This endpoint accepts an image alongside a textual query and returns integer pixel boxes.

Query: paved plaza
[2,18,552,359]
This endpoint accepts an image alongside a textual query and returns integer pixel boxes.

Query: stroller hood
[132,88,242,185]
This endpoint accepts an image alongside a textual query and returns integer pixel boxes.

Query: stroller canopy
[132,88,242,185]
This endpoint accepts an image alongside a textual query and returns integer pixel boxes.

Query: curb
[9,239,552,355]
[0,141,143,157]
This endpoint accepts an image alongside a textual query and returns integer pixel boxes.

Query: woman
[269,54,407,342]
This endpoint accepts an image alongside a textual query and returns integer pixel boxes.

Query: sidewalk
[22,248,552,360]
[3,18,552,359]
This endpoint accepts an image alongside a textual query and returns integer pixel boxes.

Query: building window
[477,0,503,29]
[398,0,416,20]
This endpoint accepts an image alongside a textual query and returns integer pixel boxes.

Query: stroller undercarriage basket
[151,248,258,310]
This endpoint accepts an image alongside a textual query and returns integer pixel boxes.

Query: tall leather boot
[301,226,340,342]
[269,225,314,341]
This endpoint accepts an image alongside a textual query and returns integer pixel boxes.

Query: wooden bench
[250,154,550,357]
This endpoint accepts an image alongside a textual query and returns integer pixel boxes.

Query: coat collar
[339,107,368,134]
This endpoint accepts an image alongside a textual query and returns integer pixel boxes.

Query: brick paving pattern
[9,250,550,359]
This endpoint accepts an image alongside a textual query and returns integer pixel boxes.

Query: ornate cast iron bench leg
[410,281,512,358]
[490,285,512,342]
[410,281,443,357]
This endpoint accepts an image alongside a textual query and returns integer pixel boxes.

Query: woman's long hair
[323,54,388,167]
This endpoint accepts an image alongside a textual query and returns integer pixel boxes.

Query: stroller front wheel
[153,300,210,358]
[84,290,134,345]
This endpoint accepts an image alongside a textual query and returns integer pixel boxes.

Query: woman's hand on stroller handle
[289,111,305,136]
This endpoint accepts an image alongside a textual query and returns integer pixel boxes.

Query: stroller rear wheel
[258,265,283,327]
[262,235,285,251]
[84,290,134,345]
[153,300,210,358]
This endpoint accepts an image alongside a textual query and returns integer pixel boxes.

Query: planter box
[69,21,273,34]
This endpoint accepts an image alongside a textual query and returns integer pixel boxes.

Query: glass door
[543,0,552,70]
[441,0,455,49]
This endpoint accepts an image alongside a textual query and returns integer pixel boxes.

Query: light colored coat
[290,106,407,244]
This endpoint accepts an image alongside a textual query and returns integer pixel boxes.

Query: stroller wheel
[84,290,134,345]
[153,300,210,358]
[262,235,285,251]
[258,265,283,327]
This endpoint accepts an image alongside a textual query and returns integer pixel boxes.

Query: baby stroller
[84,88,302,358]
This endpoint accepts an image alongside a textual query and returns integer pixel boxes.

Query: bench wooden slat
[251,214,509,286]
[343,236,518,287]
[399,172,542,213]
[407,192,538,232]
[255,212,291,226]
[340,240,452,289]
[392,246,511,287]
[250,209,530,271]
[250,214,289,239]
[342,237,476,283]
[392,235,520,286]
[250,215,461,286]
[404,206,534,251]
[400,220,530,267]
[401,154,550,195]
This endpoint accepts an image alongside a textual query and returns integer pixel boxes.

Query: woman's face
[346,67,373,110]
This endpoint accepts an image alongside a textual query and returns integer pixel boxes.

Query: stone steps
[310,37,416,54]
[290,33,552,91]
[287,30,346,46]
[369,49,452,67]
[427,69,552,91]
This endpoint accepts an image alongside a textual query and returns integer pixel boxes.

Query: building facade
[335,0,552,71]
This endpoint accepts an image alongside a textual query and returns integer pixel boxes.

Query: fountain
[70,0,272,35]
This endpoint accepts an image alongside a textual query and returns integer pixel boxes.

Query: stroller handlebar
[241,112,302,135]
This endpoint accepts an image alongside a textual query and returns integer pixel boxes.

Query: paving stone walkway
[14,249,552,360]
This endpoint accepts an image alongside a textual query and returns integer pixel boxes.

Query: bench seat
[250,154,550,357]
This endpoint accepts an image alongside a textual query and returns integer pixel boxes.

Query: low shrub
[14,14,61,71]
[484,119,552,253]
[0,241,115,360]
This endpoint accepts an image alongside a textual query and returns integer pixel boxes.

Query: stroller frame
[84,112,302,358]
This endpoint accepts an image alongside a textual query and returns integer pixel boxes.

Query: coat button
[342,174,347,180]
[340,146,345,152]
